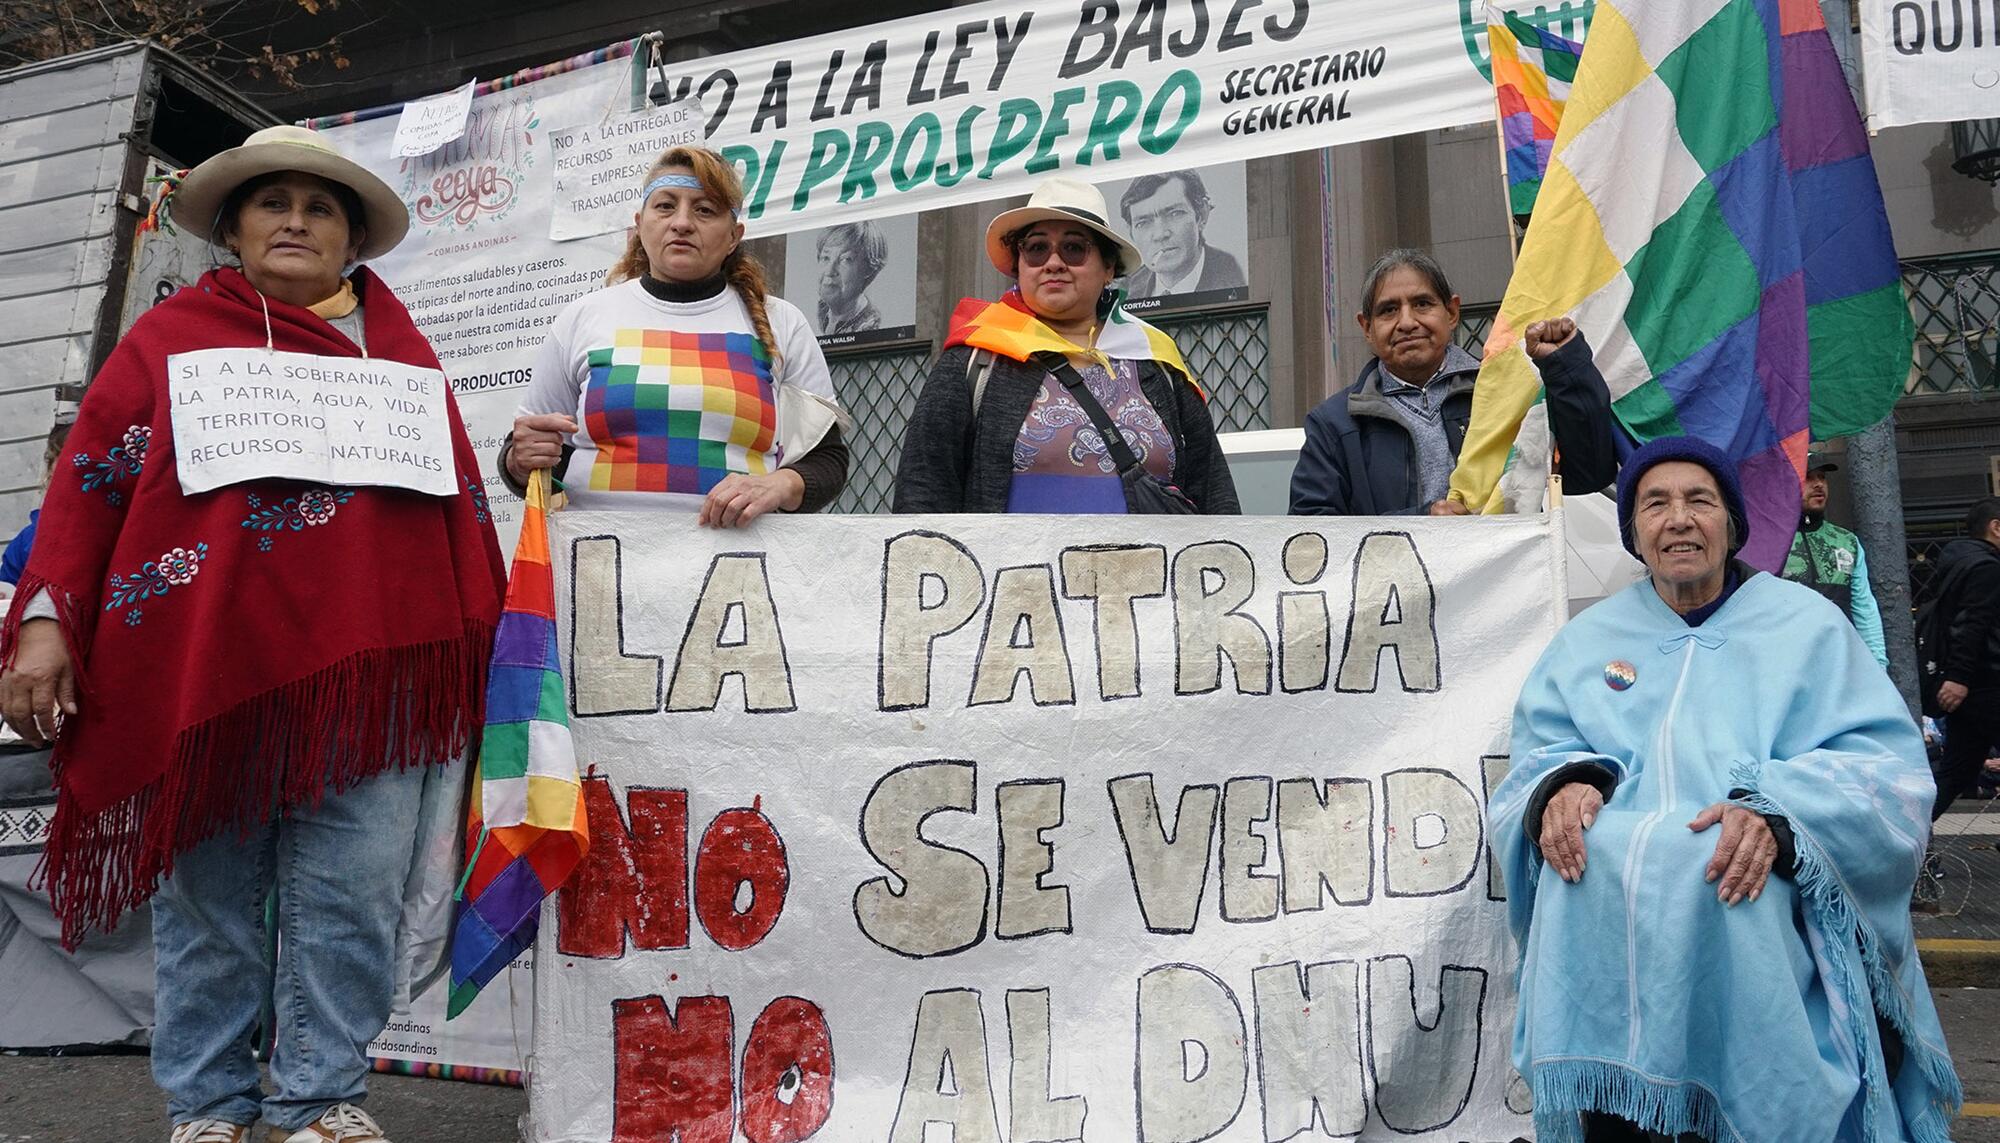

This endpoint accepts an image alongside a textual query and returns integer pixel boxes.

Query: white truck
[0,41,275,538]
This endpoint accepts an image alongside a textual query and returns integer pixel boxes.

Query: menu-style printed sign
[168,348,455,496]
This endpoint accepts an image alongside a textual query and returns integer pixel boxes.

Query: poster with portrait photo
[1099,162,1251,315]
[783,214,920,349]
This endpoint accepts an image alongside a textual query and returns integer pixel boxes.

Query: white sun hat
[984,176,1144,278]
[169,125,410,261]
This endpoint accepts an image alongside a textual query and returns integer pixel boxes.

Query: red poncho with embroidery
[1,267,505,946]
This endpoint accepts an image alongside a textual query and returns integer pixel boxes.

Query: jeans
[151,762,426,1131]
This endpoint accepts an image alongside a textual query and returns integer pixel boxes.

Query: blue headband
[640,172,741,218]
[642,172,702,199]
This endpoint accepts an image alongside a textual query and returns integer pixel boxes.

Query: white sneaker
[171,1122,249,1143]
[268,1103,391,1143]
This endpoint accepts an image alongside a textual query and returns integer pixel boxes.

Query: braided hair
[609,146,779,366]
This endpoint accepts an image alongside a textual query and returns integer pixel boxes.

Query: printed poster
[1101,161,1252,314]
[783,213,921,348]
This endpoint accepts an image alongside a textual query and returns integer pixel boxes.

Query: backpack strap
[964,347,996,416]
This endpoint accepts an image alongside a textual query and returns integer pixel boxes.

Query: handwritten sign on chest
[168,348,456,496]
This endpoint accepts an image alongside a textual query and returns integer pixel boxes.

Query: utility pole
[1849,415,1921,718]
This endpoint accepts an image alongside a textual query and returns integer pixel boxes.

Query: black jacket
[1937,537,2000,690]
[1288,335,1619,516]
[892,344,1240,514]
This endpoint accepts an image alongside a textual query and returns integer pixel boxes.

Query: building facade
[226,0,2000,530]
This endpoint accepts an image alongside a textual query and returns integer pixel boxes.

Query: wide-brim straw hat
[170,125,409,261]
[985,176,1144,278]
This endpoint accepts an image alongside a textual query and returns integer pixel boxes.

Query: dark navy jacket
[1289,335,1619,516]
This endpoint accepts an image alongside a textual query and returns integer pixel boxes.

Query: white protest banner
[529,511,1559,1142]
[167,348,454,495]
[550,97,708,241]
[1861,0,2000,129]
[314,49,639,555]
[651,0,1565,235]
[394,79,478,158]
[370,953,534,1082]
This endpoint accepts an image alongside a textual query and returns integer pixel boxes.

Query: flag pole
[1485,3,1521,265]
[1486,3,1557,507]
[1493,96,1520,264]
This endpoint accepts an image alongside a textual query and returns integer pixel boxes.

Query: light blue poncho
[1490,571,1960,1143]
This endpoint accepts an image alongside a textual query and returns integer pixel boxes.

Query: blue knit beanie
[1614,436,1749,559]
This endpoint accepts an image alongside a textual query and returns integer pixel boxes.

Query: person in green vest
[1783,450,1888,667]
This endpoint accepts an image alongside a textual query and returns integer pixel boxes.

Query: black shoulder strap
[1030,350,1141,475]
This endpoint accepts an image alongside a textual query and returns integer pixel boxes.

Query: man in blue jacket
[1290,249,1618,515]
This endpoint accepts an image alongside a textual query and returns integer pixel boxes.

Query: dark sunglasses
[1015,236,1098,268]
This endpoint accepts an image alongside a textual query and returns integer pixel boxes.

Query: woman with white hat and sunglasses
[0,126,506,1143]
[893,175,1237,515]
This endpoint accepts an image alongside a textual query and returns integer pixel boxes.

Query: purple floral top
[1005,358,1175,514]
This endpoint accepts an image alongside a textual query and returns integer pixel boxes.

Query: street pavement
[10,804,2000,1141]
[0,1057,523,1142]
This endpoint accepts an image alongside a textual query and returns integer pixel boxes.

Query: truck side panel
[0,49,142,537]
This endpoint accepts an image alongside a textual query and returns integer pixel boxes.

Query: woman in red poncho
[0,126,504,1143]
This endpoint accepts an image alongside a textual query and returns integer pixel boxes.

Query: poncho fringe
[1529,1059,1734,1143]
[1739,791,1963,1143]
[35,617,494,948]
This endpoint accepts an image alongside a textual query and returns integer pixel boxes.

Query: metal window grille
[1454,305,1499,360]
[1908,531,1956,603]
[1903,255,2000,398]
[824,346,932,515]
[821,308,1274,514]
[1151,307,1273,433]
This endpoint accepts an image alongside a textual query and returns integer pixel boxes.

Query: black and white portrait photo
[1102,163,1250,311]
[784,215,919,347]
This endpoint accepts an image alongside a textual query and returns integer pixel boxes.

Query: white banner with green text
[655,0,1551,234]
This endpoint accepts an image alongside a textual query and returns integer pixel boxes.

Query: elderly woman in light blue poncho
[1489,436,1960,1143]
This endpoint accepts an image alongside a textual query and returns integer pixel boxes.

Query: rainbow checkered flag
[1450,0,1911,571]
[448,468,589,1018]
[1487,5,1584,222]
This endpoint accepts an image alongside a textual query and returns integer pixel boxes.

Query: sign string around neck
[255,288,274,352]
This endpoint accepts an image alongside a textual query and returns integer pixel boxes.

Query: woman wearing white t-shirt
[503,146,848,523]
